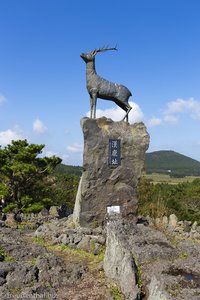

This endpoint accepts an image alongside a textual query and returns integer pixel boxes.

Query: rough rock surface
[104,216,200,300]
[4,213,18,228]
[104,218,140,300]
[3,213,200,299]
[34,216,106,254]
[73,117,149,227]
[0,227,113,300]
[0,205,72,231]
[150,214,200,241]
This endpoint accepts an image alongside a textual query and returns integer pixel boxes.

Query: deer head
[80,46,117,62]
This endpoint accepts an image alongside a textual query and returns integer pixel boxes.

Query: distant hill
[53,164,82,176]
[145,150,200,177]
[54,151,200,177]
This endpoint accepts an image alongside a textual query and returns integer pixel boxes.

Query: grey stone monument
[73,117,149,227]
[73,48,149,227]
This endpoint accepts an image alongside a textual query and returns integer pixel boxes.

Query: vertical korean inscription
[108,139,121,166]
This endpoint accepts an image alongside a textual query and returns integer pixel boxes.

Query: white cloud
[164,98,200,121]
[86,101,144,124]
[163,114,179,124]
[146,98,200,127]
[0,94,6,104]
[33,119,47,134]
[0,128,25,146]
[61,154,70,164]
[147,117,162,127]
[67,143,83,153]
[43,150,58,157]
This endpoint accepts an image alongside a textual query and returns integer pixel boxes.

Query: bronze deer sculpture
[80,47,132,122]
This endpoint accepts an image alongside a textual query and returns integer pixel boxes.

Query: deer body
[80,47,132,122]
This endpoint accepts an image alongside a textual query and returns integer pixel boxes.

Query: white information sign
[107,205,120,215]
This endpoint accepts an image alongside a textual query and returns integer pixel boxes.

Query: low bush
[137,177,200,223]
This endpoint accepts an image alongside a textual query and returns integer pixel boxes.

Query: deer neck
[86,60,97,79]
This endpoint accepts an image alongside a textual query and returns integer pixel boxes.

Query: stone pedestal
[73,117,149,227]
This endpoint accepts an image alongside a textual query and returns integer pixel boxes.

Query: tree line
[1,140,200,224]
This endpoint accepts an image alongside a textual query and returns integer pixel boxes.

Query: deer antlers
[93,46,118,55]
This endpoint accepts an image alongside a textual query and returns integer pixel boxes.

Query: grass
[166,283,182,297]
[27,257,37,266]
[0,246,15,262]
[132,253,143,289]
[109,285,124,300]
[179,252,188,260]
[48,244,104,270]
[17,221,37,230]
[8,288,22,295]
[144,173,200,184]
[32,236,46,245]
[32,236,105,271]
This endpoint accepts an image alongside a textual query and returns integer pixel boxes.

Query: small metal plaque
[108,139,121,166]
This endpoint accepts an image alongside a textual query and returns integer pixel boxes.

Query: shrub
[137,177,200,223]
[2,203,18,213]
[22,203,44,213]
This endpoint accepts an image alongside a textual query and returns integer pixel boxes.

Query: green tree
[51,174,80,209]
[0,140,61,209]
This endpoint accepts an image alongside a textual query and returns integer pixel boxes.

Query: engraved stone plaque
[108,139,121,166]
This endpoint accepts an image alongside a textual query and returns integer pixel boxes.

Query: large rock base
[73,117,149,227]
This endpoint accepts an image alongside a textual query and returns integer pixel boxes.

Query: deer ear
[92,50,97,56]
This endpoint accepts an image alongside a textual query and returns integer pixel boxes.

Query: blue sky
[0,0,200,165]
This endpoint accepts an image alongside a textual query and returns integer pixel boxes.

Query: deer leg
[90,93,97,119]
[121,105,132,122]
[94,96,97,119]
[90,96,93,118]
[126,109,129,122]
